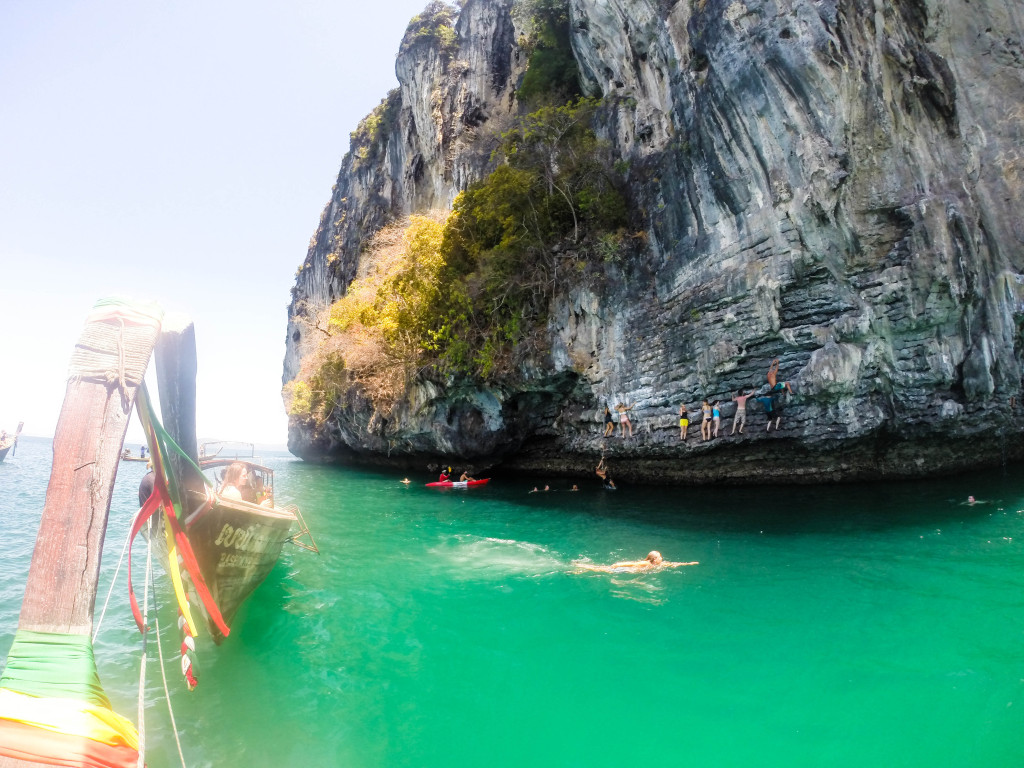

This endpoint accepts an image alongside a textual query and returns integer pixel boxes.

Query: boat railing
[283,504,320,554]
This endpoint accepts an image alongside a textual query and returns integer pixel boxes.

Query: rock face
[285,0,1024,484]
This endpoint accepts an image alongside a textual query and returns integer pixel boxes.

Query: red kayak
[425,478,491,488]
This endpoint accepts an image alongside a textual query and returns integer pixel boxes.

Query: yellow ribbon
[0,688,139,750]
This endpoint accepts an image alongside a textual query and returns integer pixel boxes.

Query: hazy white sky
[0,0,432,447]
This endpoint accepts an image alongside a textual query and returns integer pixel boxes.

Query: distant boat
[0,422,24,464]
[120,448,149,462]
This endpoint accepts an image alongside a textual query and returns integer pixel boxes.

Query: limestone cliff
[285,0,1024,483]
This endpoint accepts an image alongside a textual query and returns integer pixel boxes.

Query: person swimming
[572,551,698,573]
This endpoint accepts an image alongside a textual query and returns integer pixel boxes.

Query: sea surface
[1,434,1023,767]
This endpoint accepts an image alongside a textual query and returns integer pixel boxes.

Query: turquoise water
[2,435,1023,767]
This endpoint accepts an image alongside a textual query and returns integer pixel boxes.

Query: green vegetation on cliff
[286,1,632,423]
[288,97,632,421]
[430,98,628,376]
[514,0,581,106]
[349,89,401,166]
[400,1,459,60]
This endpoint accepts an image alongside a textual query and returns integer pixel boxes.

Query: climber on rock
[767,359,794,396]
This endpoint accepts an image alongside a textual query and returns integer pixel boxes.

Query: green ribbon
[0,630,111,709]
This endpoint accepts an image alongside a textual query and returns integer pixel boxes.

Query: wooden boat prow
[0,421,24,464]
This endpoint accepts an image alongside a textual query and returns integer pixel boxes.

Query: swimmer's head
[968,495,976,503]
[646,551,663,565]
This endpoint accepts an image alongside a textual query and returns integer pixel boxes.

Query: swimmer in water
[572,551,698,573]
[401,478,411,484]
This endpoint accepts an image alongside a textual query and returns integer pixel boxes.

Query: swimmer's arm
[572,563,614,573]
[665,561,699,567]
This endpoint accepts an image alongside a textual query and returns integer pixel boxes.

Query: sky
[0,0,434,447]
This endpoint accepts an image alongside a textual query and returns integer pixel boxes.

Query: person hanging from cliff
[572,551,698,573]
[595,456,616,489]
[756,394,783,431]
[767,358,794,396]
[679,402,690,441]
[731,389,753,434]
[602,406,615,437]
[700,399,713,441]
[616,403,634,438]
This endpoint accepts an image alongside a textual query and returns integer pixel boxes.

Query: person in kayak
[460,470,477,482]
[439,466,453,482]
[572,551,698,573]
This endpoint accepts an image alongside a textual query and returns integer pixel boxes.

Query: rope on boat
[93,516,135,642]
[153,567,189,767]
[133,384,230,640]
[132,519,189,767]
[67,299,162,411]
[135,520,152,768]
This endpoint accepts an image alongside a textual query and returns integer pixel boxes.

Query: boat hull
[181,495,296,643]
[0,422,22,464]
[425,478,491,488]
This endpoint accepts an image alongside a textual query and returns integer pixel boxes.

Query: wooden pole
[154,312,203,503]
[16,301,162,635]
[11,421,23,457]
[0,300,161,768]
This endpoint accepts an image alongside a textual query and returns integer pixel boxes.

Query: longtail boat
[0,299,317,767]
[131,313,317,662]
[173,447,317,644]
[0,421,24,463]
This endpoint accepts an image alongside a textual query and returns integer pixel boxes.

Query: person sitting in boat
[240,473,257,503]
[220,462,248,501]
[439,466,453,483]
[572,551,698,573]
[252,475,273,506]
[460,471,476,482]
